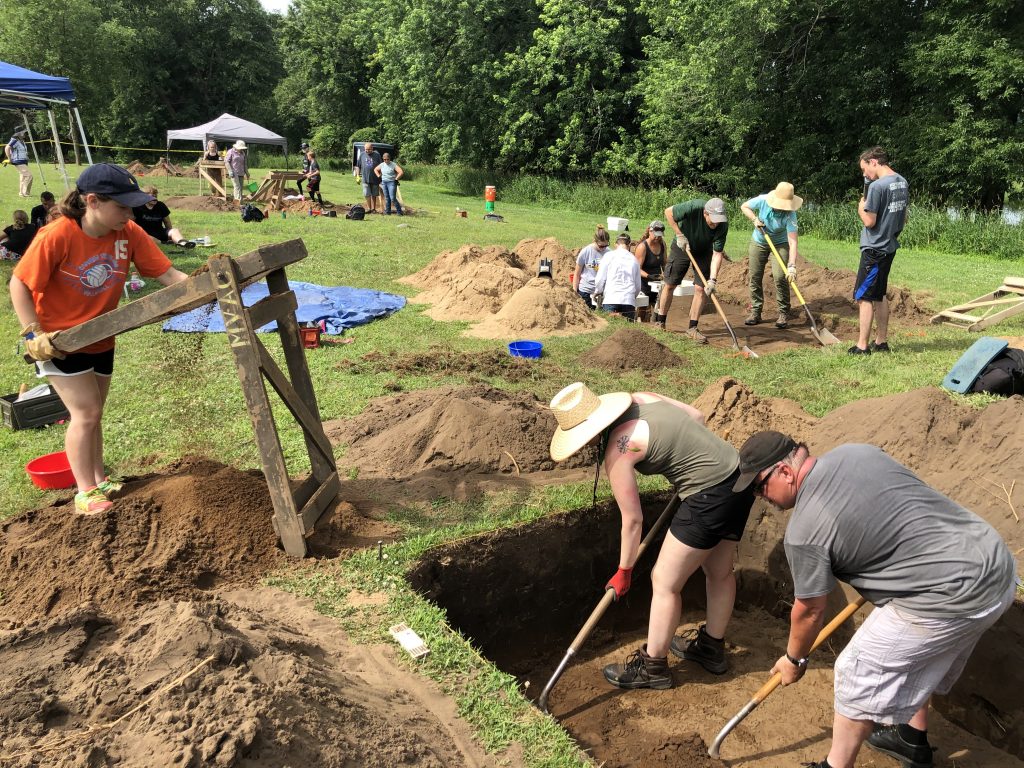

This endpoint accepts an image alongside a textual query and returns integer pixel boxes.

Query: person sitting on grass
[0,209,38,260]
[31,191,56,229]
[548,383,757,691]
[131,186,196,249]
[594,232,641,321]
[10,163,189,515]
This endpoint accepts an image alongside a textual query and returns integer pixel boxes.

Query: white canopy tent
[166,113,288,159]
[0,60,93,190]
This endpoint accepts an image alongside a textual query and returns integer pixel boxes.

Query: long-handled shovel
[537,494,681,714]
[685,247,758,359]
[758,226,841,346]
[708,596,866,759]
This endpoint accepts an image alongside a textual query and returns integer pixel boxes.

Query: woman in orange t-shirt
[10,164,189,514]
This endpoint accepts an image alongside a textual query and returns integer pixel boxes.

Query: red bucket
[299,326,321,349]
[25,451,76,489]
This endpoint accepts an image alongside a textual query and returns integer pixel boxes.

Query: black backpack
[969,348,1024,396]
[241,204,264,223]
[346,205,365,221]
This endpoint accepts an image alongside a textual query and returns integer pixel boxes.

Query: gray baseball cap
[704,198,728,223]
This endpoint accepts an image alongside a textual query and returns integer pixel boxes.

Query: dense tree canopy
[1,0,1020,205]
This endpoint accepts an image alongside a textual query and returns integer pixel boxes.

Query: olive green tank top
[610,400,738,500]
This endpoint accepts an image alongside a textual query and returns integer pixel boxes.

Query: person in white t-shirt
[594,232,641,320]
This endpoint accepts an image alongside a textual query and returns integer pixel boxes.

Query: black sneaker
[177,239,197,249]
[670,625,728,674]
[847,345,871,355]
[866,725,935,768]
[869,341,891,353]
[603,646,673,690]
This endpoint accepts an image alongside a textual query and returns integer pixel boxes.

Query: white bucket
[673,280,695,297]
[634,293,650,308]
[607,216,629,232]
[649,281,663,295]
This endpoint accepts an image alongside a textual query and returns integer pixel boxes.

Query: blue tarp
[0,61,77,108]
[162,281,406,334]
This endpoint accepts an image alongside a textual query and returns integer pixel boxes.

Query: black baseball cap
[734,431,797,491]
[76,163,154,207]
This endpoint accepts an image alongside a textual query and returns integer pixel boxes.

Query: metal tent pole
[72,106,93,164]
[21,112,47,189]
[46,109,69,189]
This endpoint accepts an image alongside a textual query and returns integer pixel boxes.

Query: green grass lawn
[0,164,1020,765]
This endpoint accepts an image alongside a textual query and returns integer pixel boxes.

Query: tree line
[2,0,1021,207]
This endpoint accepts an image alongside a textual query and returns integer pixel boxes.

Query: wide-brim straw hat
[765,181,803,211]
[233,140,248,150]
[549,383,632,462]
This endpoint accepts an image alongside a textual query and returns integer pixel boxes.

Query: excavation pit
[409,493,1024,767]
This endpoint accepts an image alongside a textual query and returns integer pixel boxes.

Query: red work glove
[605,567,632,600]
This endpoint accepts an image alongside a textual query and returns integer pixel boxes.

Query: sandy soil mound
[0,458,284,627]
[713,253,932,322]
[413,262,531,321]
[513,238,577,282]
[694,376,818,447]
[0,590,509,768]
[124,160,148,176]
[466,277,607,339]
[326,384,593,476]
[400,245,523,289]
[579,327,685,371]
[163,195,237,212]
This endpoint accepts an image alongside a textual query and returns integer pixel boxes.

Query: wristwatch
[786,652,808,668]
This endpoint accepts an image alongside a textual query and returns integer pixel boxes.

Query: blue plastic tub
[508,340,543,358]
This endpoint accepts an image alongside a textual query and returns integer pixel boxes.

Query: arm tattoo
[616,434,631,454]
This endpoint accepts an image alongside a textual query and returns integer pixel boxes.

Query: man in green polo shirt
[654,198,729,343]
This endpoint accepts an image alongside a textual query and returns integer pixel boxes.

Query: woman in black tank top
[635,221,667,313]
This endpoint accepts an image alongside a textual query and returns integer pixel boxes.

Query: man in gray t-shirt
[850,146,909,355]
[734,432,1015,768]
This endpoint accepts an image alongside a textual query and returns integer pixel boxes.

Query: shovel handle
[757,225,809,308]
[708,596,867,758]
[683,246,741,350]
[537,494,681,713]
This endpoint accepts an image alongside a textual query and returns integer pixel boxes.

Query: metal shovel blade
[810,323,842,346]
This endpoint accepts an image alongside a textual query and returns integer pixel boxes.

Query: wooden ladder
[930,277,1024,332]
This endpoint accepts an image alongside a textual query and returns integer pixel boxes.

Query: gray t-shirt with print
[860,172,909,254]
[786,444,1013,618]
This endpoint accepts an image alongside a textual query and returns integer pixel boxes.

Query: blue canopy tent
[0,61,93,189]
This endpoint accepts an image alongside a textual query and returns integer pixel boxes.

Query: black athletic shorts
[670,467,755,550]
[664,240,711,288]
[38,348,115,377]
[854,248,895,303]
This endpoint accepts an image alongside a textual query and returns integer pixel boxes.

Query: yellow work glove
[21,323,65,361]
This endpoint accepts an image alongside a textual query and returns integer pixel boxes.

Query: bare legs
[856,297,889,349]
[47,372,112,491]
[645,534,737,657]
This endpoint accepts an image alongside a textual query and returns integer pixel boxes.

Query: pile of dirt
[694,376,818,447]
[326,384,594,477]
[0,590,507,768]
[713,253,932,322]
[336,345,563,384]
[400,245,524,290]
[124,160,148,176]
[467,277,607,339]
[513,238,577,282]
[163,195,237,212]
[579,327,685,371]
[0,458,287,627]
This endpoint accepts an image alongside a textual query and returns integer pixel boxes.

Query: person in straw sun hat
[224,140,250,202]
[740,181,803,330]
[549,383,756,690]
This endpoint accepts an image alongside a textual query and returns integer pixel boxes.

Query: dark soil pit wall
[408,495,1024,768]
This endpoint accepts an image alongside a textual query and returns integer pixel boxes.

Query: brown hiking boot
[744,311,761,326]
[775,311,789,329]
[685,327,708,344]
[603,645,673,690]
[670,625,728,674]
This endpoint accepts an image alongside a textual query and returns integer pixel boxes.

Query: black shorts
[670,467,755,550]
[38,348,115,377]
[854,248,895,302]
[664,241,711,287]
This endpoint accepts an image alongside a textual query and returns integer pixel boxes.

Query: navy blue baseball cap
[76,163,154,207]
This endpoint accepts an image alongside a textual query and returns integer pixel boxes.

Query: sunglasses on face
[754,463,781,496]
